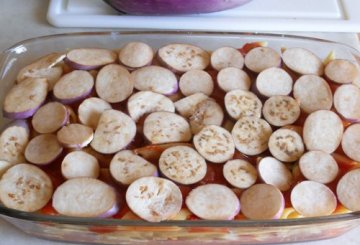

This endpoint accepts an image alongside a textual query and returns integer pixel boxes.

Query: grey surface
[0,0,360,244]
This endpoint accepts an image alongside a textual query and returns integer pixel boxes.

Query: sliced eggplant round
[189,99,224,134]
[282,47,324,75]
[193,125,235,163]
[57,124,94,148]
[232,117,272,156]
[119,42,154,69]
[158,43,210,73]
[210,46,244,71]
[293,75,333,114]
[96,64,133,103]
[263,96,300,127]
[0,164,53,212]
[341,123,360,162]
[256,68,293,97]
[3,77,48,119]
[291,181,337,217]
[224,89,262,120]
[0,120,29,164]
[17,53,65,82]
[53,178,118,217]
[223,159,257,189]
[174,93,208,118]
[268,128,304,162]
[159,146,207,185]
[78,97,112,129]
[325,59,360,84]
[65,48,117,70]
[25,134,63,165]
[186,184,240,220]
[334,84,360,121]
[61,151,100,179]
[126,176,182,222]
[53,70,94,104]
[303,110,343,153]
[240,184,284,220]
[0,160,12,178]
[143,112,191,144]
[179,70,214,96]
[299,150,338,184]
[16,53,64,91]
[132,65,178,95]
[128,91,175,122]
[244,47,281,73]
[20,67,63,92]
[217,67,251,92]
[32,102,68,134]
[109,150,158,185]
[337,169,360,211]
[257,157,293,191]
[91,109,136,154]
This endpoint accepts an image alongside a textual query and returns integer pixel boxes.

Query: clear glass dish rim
[0,30,360,228]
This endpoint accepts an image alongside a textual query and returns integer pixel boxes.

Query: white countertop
[0,1,360,244]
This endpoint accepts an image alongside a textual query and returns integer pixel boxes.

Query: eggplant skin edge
[103,0,253,15]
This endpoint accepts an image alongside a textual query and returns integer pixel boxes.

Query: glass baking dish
[1,31,360,245]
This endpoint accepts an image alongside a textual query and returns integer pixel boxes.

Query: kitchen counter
[0,1,360,244]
